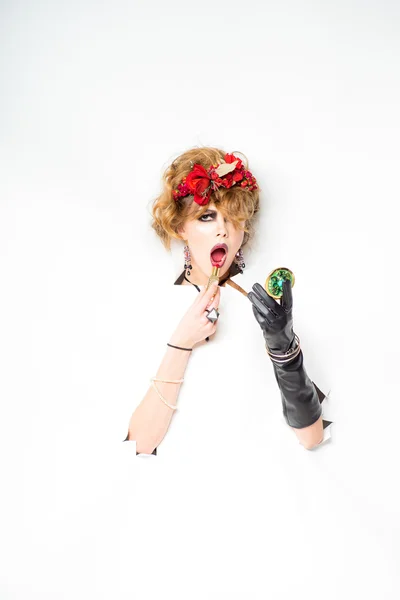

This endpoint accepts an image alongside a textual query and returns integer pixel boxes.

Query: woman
[125,147,330,457]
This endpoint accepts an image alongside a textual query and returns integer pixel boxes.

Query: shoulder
[174,270,185,285]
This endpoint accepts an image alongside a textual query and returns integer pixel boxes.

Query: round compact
[265,267,295,300]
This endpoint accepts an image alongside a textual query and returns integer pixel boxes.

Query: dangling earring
[184,244,193,276]
[234,248,245,274]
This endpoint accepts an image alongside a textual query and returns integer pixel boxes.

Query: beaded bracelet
[150,377,183,411]
[152,377,184,383]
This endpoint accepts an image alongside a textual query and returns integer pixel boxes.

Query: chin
[221,259,234,276]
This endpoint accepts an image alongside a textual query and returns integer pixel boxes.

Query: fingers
[248,290,272,318]
[202,292,221,325]
[192,282,221,332]
[202,286,221,326]
[251,304,267,326]
[201,303,220,325]
[250,283,285,317]
[248,294,273,325]
[251,283,280,312]
[206,285,220,311]
[201,311,219,327]
[281,279,293,312]
[198,281,219,311]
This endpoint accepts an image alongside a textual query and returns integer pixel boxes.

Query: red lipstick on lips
[210,243,228,268]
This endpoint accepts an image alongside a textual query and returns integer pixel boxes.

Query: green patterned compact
[265,267,295,300]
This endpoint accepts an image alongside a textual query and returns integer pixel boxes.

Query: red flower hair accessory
[172,153,258,206]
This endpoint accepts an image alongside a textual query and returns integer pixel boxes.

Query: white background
[1,1,400,598]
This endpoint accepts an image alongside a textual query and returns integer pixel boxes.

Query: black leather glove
[247,280,295,354]
[248,280,322,429]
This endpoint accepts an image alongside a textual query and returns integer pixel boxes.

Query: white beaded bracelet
[152,377,184,384]
[150,379,180,411]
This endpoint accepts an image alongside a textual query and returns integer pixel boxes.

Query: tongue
[211,249,226,262]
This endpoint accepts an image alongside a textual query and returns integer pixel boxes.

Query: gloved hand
[247,280,296,355]
[248,279,322,430]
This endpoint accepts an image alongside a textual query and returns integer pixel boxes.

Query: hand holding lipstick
[169,281,220,349]
[206,266,220,290]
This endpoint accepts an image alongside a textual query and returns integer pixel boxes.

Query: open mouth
[210,243,228,268]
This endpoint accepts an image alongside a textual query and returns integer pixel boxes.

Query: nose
[215,214,229,238]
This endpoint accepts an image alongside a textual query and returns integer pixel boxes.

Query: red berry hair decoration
[172,153,258,206]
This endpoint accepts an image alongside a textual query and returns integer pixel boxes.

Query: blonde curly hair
[150,146,260,250]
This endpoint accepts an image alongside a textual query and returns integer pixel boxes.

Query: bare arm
[126,281,220,455]
[126,342,191,454]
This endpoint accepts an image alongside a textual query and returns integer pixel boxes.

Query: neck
[183,264,233,287]
[183,268,209,287]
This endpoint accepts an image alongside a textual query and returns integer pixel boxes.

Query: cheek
[187,227,210,258]
[191,229,209,248]
[235,227,245,246]
[184,222,202,244]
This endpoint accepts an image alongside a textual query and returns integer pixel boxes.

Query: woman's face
[178,202,245,284]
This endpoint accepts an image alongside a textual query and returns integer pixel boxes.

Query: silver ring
[205,308,219,323]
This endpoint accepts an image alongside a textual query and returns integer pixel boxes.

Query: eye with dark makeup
[198,210,232,223]
[198,211,216,222]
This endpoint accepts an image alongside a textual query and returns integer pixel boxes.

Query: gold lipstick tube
[206,266,220,290]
